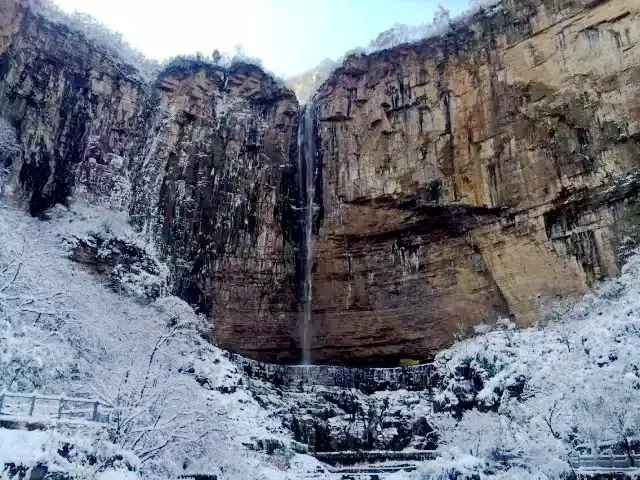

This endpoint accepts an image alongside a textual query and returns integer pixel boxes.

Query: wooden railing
[570,439,640,469]
[0,391,106,422]
[570,454,640,469]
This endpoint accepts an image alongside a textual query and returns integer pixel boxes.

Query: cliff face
[2,0,640,367]
[0,3,147,214]
[309,0,640,364]
[0,0,302,360]
[137,64,301,359]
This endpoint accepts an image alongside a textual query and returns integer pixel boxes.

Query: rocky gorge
[1,0,640,370]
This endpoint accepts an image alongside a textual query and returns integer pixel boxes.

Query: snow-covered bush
[397,448,486,480]
[422,250,640,477]
[0,317,69,392]
[0,429,141,480]
[0,118,20,196]
[27,0,159,80]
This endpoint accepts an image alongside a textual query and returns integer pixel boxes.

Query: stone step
[328,463,418,474]
[313,450,437,466]
[305,467,417,480]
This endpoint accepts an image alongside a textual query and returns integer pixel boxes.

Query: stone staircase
[304,450,437,479]
[304,466,417,480]
[234,354,439,479]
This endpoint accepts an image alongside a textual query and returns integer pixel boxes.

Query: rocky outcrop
[0,0,302,360]
[71,232,169,302]
[247,372,438,453]
[140,62,301,359]
[308,0,640,364]
[230,353,436,392]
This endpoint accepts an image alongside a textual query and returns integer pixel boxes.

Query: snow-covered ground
[2,196,640,480]
[0,429,140,480]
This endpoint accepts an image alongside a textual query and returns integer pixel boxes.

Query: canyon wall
[2,0,640,366]
[309,0,640,364]
[0,0,302,361]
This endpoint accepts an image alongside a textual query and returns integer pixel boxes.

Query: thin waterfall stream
[297,104,316,365]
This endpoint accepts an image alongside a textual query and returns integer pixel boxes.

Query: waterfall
[297,104,316,365]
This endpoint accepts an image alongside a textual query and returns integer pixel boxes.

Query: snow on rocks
[0,199,318,480]
[3,194,640,479]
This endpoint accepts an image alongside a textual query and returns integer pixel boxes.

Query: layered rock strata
[2,0,640,366]
[308,0,640,364]
[0,0,302,361]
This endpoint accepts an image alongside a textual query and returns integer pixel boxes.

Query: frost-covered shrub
[0,118,20,196]
[433,337,526,419]
[387,448,485,480]
[0,318,69,392]
[27,0,159,80]
[0,429,141,480]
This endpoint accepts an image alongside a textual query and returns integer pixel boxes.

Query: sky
[53,0,472,77]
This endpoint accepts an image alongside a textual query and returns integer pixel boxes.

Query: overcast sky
[53,0,471,76]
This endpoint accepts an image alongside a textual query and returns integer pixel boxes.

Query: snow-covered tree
[432,4,452,31]
[0,118,20,157]
[0,217,72,392]
[91,309,216,465]
[0,118,20,196]
[27,0,159,79]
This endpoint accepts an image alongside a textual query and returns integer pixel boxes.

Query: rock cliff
[2,0,640,367]
[0,0,302,361]
[309,0,640,364]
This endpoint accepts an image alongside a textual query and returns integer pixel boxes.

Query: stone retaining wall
[228,354,436,392]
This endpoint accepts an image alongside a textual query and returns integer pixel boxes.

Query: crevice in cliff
[332,200,504,244]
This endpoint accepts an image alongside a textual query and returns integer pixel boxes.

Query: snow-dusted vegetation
[27,0,159,80]
[27,0,273,83]
[363,1,504,54]
[3,194,640,479]
[0,118,20,196]
[0,201,318,480]
[386,256,640,479]
[366,5,455,53]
